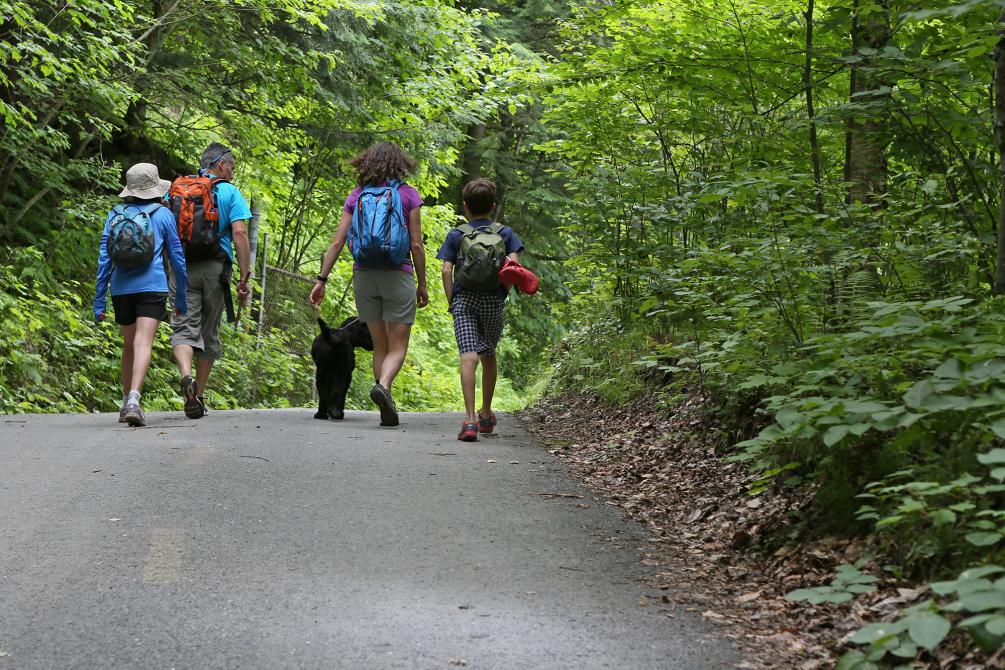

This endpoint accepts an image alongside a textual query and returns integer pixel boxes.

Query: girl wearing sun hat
[93,163,188,426]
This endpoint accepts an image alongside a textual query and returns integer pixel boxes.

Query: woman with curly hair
[310,142,429,427]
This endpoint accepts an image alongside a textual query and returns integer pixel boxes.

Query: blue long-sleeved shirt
[93,204,188,320]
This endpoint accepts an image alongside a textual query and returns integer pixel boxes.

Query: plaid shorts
[451,291,505,355]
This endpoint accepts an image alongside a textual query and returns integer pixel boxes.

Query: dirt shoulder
[518,392,998,670]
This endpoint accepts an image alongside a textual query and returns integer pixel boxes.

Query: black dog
[311,316,374,420]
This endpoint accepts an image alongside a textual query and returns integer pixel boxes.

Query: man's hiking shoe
[478,411,497,434]
[458,423,478,442]
[197,396,208,416]
[181,375,203,419]
[369,384,399,427]
[123,400,145,427]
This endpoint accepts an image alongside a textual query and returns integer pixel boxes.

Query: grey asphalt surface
[0,409,738,669]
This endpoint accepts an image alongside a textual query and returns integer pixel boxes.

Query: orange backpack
[168,175,226,261]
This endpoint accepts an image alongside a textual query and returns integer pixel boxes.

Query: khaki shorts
[169,259,227,360]
[353,269,416,324]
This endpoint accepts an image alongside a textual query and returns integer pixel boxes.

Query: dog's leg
[331,371,349,421]
[315,365,330,420]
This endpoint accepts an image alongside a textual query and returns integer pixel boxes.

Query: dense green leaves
[0,0,547,411]
[535,0,1005,660]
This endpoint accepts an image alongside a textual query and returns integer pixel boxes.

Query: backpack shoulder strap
[457,223,476,235]
[139,203,162,215]
[487,222,504,234]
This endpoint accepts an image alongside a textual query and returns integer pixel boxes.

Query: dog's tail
[317,317,340,345]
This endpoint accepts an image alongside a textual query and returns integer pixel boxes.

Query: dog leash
[334,316,360,332]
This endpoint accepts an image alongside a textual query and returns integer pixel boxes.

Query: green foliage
[839,600,952,668]
[787,564,879,605]
[840,565,1005,667]
[0,247,313,413]
[536,0,1005,661]
[0,241,524,415]
[0,0,552,415]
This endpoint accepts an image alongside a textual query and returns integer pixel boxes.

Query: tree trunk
[845,0,890,206]
[993,11,1005,294]
[460,123,486,184]
[804,0,824,213]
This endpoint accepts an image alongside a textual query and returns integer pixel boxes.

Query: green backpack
[455,222,506,292]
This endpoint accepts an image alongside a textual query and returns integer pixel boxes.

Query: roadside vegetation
[530,0,1005,666]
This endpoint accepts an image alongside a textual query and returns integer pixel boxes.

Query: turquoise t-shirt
[204,172,252,262]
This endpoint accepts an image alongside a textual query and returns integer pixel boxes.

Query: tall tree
[995,9,1005,294]
[845,0,891,205]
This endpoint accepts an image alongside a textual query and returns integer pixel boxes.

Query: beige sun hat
[118,163,171,199]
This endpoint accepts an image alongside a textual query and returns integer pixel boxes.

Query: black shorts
[111,292,169,326]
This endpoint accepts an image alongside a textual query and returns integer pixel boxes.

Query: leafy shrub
[840,565,1005,668]
[0,244,526,415]
[787,563,879,605]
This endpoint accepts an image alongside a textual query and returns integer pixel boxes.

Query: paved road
[0,410,737,669]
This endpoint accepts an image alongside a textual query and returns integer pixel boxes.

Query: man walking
[169,142,252,418]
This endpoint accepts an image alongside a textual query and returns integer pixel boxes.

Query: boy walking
[437,178,524,442]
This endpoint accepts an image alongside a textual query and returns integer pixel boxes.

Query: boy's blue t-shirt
[436,218,524,299]
[93,204,188,319]
[203,174,252,262]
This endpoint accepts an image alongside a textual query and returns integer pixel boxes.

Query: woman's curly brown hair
[348,142,418,186]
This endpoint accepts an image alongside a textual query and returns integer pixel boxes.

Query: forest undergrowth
[0,245,525,415]
[525,292,1005,667]
[521,388,1003,669]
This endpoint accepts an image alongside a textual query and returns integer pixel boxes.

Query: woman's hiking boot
[369,383,399,427]
[123,399,145,427]
[458,423,478,442]
[477,411,497,434]
[181,375,204,419]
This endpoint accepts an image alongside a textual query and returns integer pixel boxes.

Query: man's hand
[416,284,429,308]
[309,281,326,307]
[96,312,106,322]
[236,278,251,302]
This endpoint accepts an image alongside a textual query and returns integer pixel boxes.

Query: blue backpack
[107,203,160,270]
[347,180,410,268]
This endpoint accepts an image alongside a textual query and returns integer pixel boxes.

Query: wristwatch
[316,275,328,284]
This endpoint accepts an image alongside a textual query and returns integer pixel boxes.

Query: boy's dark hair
[349,141,417,186]
[462,178,497,217]
[201,142,234,169]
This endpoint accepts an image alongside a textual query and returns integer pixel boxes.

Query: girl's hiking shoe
[477,411,497,434]
[181,375,204,419]
[458,423,478,442]
[123,400,145,427]
[118,401,128,423]
[369,383,399,427]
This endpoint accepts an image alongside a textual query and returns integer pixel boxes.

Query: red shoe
[458,423,478,442]
[477,411,497,434]
[498,258,539,295]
